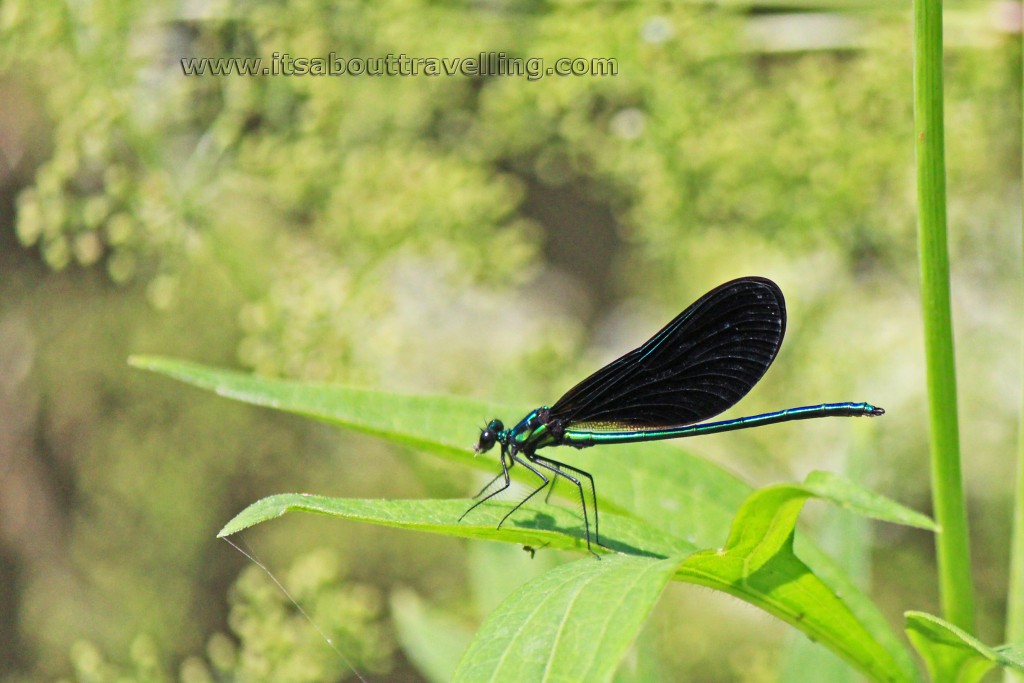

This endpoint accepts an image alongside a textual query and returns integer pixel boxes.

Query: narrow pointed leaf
[803,470,938,531]
[217,494,694,558]
[130,355,506,461]
[905,611,1024,683]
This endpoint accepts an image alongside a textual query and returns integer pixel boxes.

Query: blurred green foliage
[0,0,1019,680]
[59,549,391,683]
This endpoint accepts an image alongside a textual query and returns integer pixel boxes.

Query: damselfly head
[474,419,504,454]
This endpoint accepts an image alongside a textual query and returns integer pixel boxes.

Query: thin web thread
[222,536,367,683]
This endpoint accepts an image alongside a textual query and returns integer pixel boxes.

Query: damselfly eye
[475,419,503,453]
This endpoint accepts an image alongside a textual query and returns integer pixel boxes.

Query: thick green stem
[913,0,975,632]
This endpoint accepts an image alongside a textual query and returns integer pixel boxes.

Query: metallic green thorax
[501,407,559,452]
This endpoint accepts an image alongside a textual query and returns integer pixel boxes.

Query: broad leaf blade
[453,555,683,683]
[905,611,1024,683]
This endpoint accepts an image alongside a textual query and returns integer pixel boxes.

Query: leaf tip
[217,517,254,538]
[128,354,174,374]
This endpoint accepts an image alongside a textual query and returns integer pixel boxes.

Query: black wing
[549,277,786,430]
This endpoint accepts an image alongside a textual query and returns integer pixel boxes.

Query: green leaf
[673,475,932,683]
[905,611,1024,683]
[452,555,684,683]
[217,494,695,559]
[129,355,508,464]
[802,470,938,531]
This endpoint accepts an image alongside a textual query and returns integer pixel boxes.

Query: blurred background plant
[0,0,1019,681]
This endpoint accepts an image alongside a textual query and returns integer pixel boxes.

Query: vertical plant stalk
[913,0,976,632]
[1003,30,1024,683]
